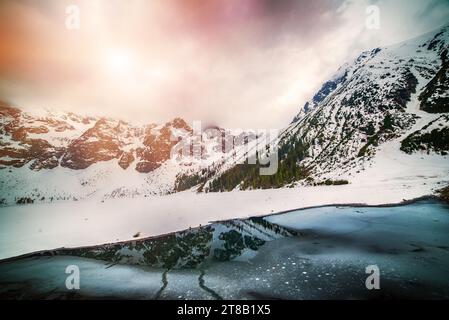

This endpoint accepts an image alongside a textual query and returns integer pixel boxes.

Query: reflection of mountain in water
[50,217,298,269]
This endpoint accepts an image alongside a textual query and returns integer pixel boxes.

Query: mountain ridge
[0,104,261,205]
[200,24,449,192]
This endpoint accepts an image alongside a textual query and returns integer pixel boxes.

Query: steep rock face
[135,123,184,173]
[0,104,21,134]
[0,105,70,170]
[292,66,348,123]
[25,139,64,170]
[118,151,135,169]
[419,48,449,113]
[61,119,124,169]
[169,117,193,133]
[401,115,449,155]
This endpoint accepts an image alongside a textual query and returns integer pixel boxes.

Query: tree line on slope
[205,136,310,192]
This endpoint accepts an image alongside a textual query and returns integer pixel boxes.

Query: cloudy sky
[0,0,448,128]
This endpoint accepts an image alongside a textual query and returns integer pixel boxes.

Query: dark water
[1,200,449,299]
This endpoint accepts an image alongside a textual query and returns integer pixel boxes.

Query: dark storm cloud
[169,0,347,48]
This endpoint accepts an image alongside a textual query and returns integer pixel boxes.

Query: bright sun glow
[105,49,136,74]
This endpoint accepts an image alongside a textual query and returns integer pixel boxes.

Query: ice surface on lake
[0,256,163,299]
[1,200,449,299]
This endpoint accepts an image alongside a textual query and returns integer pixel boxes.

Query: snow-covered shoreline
[1,171,447,261]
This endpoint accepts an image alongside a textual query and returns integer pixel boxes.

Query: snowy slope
[203,24,449,191]
[286,25,449,182]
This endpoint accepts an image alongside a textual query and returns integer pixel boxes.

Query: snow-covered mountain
[290,26,449,170]
[0,104,262,205]
[202,25,449,191]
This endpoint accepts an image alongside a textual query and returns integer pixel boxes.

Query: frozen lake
[1,200,449,299]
